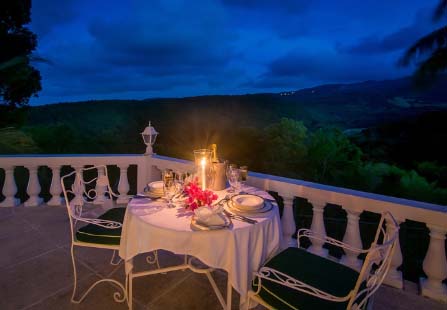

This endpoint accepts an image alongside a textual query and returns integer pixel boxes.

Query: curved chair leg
[146,250,161,269]
[70,244,79,303]
[126,270,133,310]
[110,249,122,266]
[70,245,127,304]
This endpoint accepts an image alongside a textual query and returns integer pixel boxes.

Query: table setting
[119,147,283,310]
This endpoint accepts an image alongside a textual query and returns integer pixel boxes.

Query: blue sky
[29,0,440,105]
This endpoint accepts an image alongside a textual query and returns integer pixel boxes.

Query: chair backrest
[61,165,120,242]
[349,211,399,309]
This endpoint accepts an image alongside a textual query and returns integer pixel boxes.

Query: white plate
[148,181,164,193]
[137,192,163,199]
[190,214,232,231]
[231,194,264,211]
[226,201,274,217]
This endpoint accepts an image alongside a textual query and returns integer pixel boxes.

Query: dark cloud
[340,8,436,55]
[87,18,234,74]
[29,0,432,104]
[30,0,78,37]
[245,48,410,89]
[221,0,309,13]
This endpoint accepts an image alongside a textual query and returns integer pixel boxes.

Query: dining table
[118,185,283,310]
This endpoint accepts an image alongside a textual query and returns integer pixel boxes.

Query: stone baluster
[0,166,19,207]
[384,217,404,288]
[47,166,63,206]
[280,195,297,249]
[24,166,42,207]
[72,166,84,207]
[420,225,447,302]
[93,166,108,205]
[117,164,130,204]
[308,199,328,257]
[340,208,363,270]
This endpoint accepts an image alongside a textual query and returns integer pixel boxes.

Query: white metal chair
[61,165,129,304]
[248,211,400,310]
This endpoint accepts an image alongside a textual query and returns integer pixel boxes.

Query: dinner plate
[231,194,264,211]
[226,200,274,217]
[148,181,163,191]
[136,192,163,199]
[190,214,232,231]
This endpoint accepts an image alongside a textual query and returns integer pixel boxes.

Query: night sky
[29,0,440,105]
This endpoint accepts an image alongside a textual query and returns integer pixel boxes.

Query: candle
[200,157,206,190]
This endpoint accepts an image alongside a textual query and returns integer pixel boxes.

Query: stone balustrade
[0,153,446,303]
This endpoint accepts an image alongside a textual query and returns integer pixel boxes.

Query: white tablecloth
[119,187,282,303]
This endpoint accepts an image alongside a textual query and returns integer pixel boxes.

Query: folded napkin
[194,204,226,226]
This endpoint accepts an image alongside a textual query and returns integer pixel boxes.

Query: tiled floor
[0,204,445,310]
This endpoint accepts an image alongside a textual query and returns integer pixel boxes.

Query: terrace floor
[0,203,445,310]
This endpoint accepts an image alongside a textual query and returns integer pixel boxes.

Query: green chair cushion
[76,207,126,245]
[253,247,360,310]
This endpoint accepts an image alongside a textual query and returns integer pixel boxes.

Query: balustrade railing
[0,153,446,303]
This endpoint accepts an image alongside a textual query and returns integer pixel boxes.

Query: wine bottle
[211,144,219,163]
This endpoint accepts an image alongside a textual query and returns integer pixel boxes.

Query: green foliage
[262,118,308,178]
[306,128,362,184]
[0,0,42,110]
[23,124,76,153]
[355,163,447,204]
[0,127,40,153]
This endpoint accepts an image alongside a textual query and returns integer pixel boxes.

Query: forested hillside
[1,76,447,204]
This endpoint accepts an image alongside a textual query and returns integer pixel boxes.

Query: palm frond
[433,0,447,21]
[399,26,447,66]
[413,47,447,86]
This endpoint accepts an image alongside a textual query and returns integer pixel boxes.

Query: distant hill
[29,75,447,129]
[4,75,443,162]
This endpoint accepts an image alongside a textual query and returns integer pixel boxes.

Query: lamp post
[141,121,158,155]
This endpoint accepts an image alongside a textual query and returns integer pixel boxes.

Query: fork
[223,209,257,224]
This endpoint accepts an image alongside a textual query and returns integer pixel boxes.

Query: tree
[400,0,447,83]
[262,118,308,178]
[0,0,41,110]
[306,128,363,184]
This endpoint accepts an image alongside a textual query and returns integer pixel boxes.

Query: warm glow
[200,157,206,190]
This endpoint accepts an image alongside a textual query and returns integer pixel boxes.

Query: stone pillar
[117,164,130,204]
[24,166,42,207]
[384,218,404,289]
[420,225,447,302]
[280,195,297,249]
[307,199,328,257]
[340,208,363,270]
[47,166,63,206]
[0,166,19,207]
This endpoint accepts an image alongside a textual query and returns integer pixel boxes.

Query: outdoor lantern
[141,121,159,155]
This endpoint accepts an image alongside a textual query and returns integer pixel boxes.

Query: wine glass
[163,170,177,208]
[163,179,178,208]
[226,166,241,193]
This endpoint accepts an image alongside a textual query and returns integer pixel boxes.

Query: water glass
[226,166,241,193]
[163,170,177,208]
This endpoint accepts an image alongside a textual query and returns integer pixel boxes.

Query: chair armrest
[297,229,367,254]
[255,267,351,302]
[72,214,122,229]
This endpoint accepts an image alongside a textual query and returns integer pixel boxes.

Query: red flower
[184,177,218,211]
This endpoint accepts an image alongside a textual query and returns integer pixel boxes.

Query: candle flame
[200,157,206,166]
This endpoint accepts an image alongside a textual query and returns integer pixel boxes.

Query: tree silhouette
[400,0,447,83]
[0,0,41,109]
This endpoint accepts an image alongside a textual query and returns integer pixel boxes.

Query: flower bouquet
[184,177,218,211]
